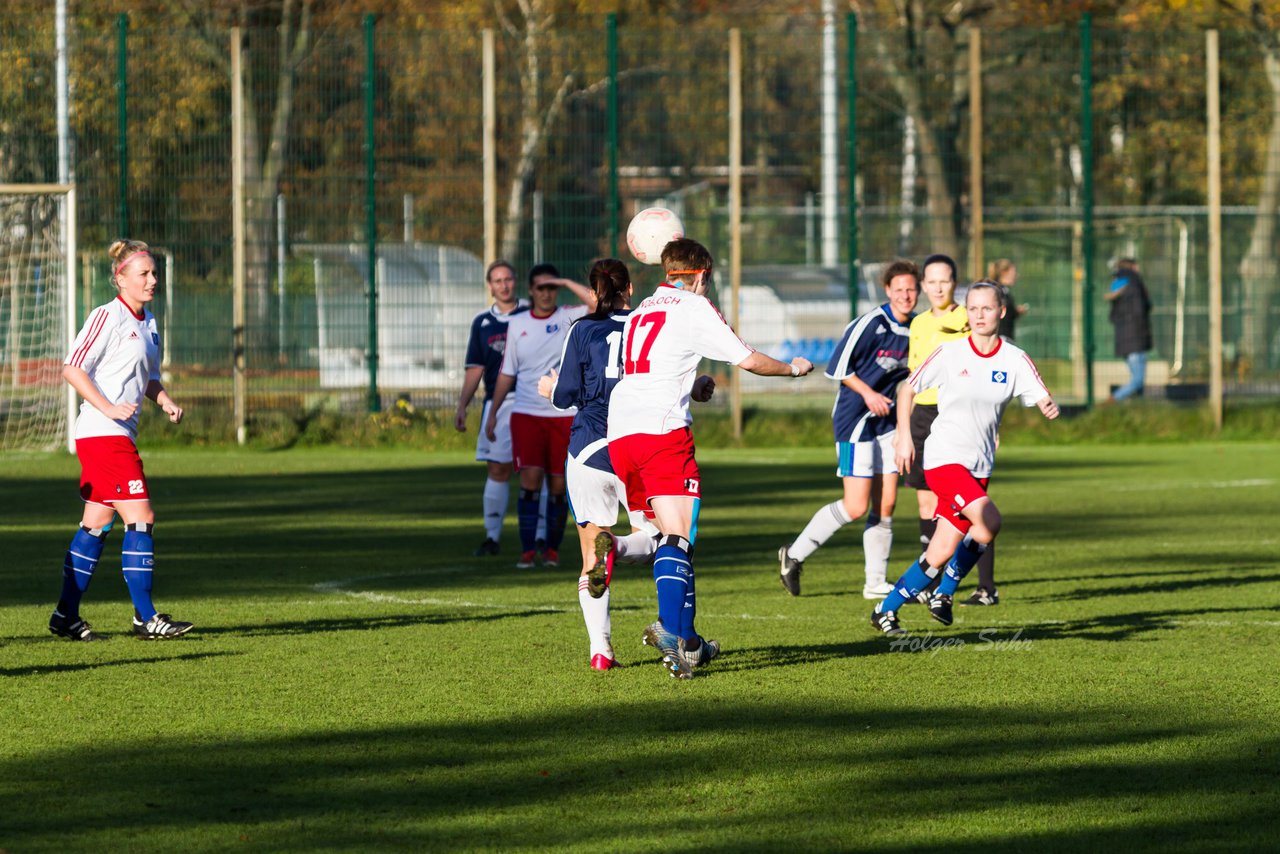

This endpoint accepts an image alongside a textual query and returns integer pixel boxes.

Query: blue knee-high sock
[57,525,110,618]
[679,560,697,642]
[937,534,988,597]
[878,555,941,613]
[653,535,693,637]
[517,489,540,552]
[546,492,569,551]
[122,522,157,622]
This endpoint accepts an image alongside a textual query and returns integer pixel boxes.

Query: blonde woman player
[50,239,193,641]
[871,281,1059,636]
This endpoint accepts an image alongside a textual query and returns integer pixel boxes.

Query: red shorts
[76,435,150,506]
[923,464,989,535]
[510,412,573,475]
[608,428,701,518]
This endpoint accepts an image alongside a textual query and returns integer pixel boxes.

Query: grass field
[2,442,1279,852]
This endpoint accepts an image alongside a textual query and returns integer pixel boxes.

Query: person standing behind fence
[455,260,530,556]
[987,258,1029,341]
[486,264,596,569]
[1105,258,1153,402]
[50,239,193,642]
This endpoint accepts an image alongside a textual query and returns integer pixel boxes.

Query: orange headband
[114,250,151,277]
[666,269,707,276]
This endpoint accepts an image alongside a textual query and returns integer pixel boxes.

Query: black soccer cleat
[928,594,954,626]
[961,587,999,606]
[473,538,500,556]
[49,611,105,641]
[133,613,194,639]
[870,607,907,636]
[682,636,720,668]
[778,546,803,596]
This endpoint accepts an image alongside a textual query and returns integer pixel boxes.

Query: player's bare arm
[894,381,917,473]
[537,368,558,400]
[1038,395,1060,420]
[486,372,516,441]
[545,277,597,311]
[147,380,184,424]
[63,364,137,422]
[843,372,892,417]
[738,351,813,377]
[455,366,485,431]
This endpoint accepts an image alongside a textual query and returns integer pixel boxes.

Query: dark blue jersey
[551,310,632,472]
[464,301,529,400]
[826,303,912,442]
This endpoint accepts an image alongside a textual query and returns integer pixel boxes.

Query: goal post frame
[0,182,76,452]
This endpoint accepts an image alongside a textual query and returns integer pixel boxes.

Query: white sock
[482,478,509,542]
[863,515,893,587]
[578,577,612,658]
[616,530,657,564]
[788,500,853,563]
[536,482,549,541]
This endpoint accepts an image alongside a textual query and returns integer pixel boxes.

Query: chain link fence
[2,8,1277,444]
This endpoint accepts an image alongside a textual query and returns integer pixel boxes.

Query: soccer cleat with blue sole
[642,620,693,679]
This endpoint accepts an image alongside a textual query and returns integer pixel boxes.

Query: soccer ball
[626,207,684,266]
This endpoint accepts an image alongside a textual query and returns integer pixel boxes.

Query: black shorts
[903,404,939,490]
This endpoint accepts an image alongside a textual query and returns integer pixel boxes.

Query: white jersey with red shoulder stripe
[906,336,1049,478]
[65,296,161,440]
[501,304,588,417]
[607,284,754,440]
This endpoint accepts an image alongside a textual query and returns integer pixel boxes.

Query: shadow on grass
[1,700,1275,851]
[0,650,239,678]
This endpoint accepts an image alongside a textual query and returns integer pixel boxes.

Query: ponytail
[586,258,632,320]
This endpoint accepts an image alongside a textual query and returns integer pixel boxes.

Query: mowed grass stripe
[1,443,1277,851]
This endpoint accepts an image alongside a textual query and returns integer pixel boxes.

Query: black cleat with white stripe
[133,613,194,639]
[49,611,106,641]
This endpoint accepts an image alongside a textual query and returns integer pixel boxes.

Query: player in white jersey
[50,239,193,642]
[486,263,594,569]
[870,281,1059,635]
[607,238,814,678]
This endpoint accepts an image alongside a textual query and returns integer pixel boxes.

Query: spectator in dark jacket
[1105,258,1153,401]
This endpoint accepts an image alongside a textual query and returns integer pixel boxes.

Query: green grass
[2,443,1279,851]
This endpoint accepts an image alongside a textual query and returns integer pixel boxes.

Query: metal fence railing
[2,6,1278,443]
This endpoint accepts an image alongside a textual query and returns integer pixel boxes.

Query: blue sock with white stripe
[877,555,941,613]
[122,522,157,622]
[936,534,987,597]
[57,525,109,618]
[517,489,540,552]
[653,535,693,637]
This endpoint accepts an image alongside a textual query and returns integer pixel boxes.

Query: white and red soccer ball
[626,207,684,266]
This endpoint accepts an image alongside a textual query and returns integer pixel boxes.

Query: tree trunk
[1238,47,1280,368]
[861,14,960,260]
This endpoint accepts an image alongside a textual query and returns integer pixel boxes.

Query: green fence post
[607,13,620,253]
[364,13,380,413]
[116,13,128,238]
[846,13,858,318]
[1081,13,1095,407]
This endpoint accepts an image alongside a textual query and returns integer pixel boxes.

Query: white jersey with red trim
[905,336,1049,478]
[500,304,588,417]
[64,296,161,441]
[607,284,754,440]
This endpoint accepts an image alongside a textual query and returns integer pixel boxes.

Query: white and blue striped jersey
[550,310,632,472]
[825,303,912,442]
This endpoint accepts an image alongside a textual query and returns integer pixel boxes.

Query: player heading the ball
[607,237,814,678]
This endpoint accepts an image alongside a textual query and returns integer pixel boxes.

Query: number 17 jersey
[607,284,753,441]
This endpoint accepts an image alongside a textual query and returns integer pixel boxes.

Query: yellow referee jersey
[908,304,970,405]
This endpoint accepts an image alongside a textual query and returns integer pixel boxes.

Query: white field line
[1107,478,1274,492]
